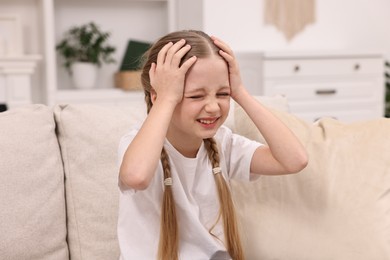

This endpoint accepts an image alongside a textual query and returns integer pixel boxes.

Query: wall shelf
[0,55,42,108]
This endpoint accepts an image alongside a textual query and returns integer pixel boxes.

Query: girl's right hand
[149,39,197,105]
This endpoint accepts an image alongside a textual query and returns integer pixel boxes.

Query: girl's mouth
[197,117,219,128]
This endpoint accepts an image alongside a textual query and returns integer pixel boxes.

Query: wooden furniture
[238,51,384,122]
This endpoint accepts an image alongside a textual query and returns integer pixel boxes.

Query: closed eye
[217,92,230,97]
[188,95,204,99]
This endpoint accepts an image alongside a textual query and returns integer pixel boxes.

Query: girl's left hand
[211,36,246,99]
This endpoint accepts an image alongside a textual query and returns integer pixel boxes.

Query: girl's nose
[204,98,220,113]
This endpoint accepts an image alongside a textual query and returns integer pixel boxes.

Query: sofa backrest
[0,105,68,260]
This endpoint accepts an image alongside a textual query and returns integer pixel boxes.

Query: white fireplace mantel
[0,55,41,109]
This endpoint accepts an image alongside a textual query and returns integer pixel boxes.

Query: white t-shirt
[117,126,262,260]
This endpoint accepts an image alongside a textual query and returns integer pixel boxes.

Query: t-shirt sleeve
[218,126,263,182]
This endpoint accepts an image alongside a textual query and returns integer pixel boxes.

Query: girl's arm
[233,90,308,175]
[119,40,197,190]
[212,37,308,175]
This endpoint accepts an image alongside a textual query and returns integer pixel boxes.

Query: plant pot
[71,62,97,89]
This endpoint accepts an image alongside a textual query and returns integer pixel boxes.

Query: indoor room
[1,0,389,259]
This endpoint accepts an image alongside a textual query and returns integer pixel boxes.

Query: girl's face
[166,56,230,156]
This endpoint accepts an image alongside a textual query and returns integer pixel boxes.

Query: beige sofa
[0,96,389,260]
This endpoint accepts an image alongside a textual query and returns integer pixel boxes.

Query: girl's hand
[149,39,197,105]
[211,36,246,100]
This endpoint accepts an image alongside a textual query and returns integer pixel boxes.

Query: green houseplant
[56,22,116,88]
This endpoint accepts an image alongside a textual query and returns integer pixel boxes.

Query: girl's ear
[150,88,157,104]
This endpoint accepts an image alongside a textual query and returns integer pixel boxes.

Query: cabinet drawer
[264,78,382,102]
[264,58,383,78]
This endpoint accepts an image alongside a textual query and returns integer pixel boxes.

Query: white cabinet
[238,52,385,122]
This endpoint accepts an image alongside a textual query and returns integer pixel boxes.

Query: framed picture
[0,15,23,56]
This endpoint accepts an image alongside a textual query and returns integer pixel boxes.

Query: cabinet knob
[315,89,337,95]
[354,63,360,71]
[293,65,300,73]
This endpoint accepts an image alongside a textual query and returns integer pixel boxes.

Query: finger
[211,35,228,48]
[210,35,221,42]
[219,50,240,73]
[156,42,173,65]
[218,49,234,63]
[149,62,156,84]
[179,56,197,73]
[171,44,192,67]
[165,39,186,66]
[211,36,234,56]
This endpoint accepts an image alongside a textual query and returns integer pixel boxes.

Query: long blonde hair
[140,30,244,260]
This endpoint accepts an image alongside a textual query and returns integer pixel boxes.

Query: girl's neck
[166,135,202,158]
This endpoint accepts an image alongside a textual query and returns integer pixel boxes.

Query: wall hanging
[264,0,316,41]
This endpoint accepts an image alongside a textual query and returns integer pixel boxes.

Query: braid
[204,138,245,260]
[205,138,220,167]
[158,148,179,260]
[144,91,153,113]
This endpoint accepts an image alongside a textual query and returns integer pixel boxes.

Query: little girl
[117,30,308,260]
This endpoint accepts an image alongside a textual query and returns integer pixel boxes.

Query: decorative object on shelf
[0,14,23,56]
[264,0,316,41]
[385,60,390,118]
[114,40,151,91]
[71,62,97,89]
[56,22,116,89]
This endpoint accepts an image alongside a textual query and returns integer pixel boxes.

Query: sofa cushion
[0,105,68,260]
[233,105,390,260]
[54,102,146,260]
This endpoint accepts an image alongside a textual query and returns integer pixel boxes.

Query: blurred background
[1,0,389,120]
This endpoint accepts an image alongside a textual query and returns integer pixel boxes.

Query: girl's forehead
[186,57,228,78]
[185,57,229,87]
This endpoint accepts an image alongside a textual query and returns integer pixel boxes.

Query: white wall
[204,0,390,58]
